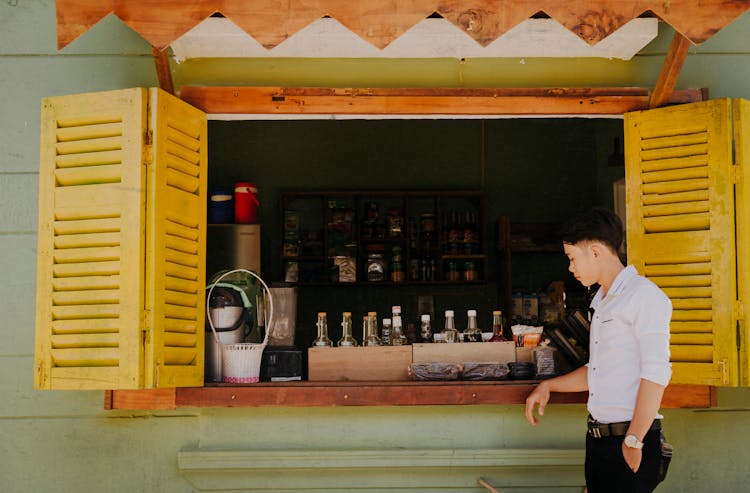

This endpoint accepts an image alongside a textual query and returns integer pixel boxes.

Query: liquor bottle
[465,309,482,342]
[364,312,381,346]
[337,311,358,347]
[381,318,392,346]
[420,314,433,342]
[390,315,407,345]
[490,310,507,342]
[385,305,400,345]
[312,312,333,347]
[442,309,458,343]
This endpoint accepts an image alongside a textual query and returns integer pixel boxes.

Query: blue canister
[208,188,234,223]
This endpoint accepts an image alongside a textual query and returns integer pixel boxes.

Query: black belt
[587,416,661,438]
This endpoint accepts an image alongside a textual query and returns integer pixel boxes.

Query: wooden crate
[308,346,412,381]
[412,342,515,364]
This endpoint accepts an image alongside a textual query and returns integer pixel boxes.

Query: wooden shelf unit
[280,190,488,286]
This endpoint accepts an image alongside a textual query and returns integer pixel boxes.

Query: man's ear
[589,242,603,259]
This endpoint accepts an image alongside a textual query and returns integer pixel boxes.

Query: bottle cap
[368,311,377,316]
[445,310,454,317]
[343,311,351,316]
[421,314,430,321]
[392,306,401,314]
[383,318,392,325]
[467,309,477,316]
[318,312,327,317]
[493,310,502,315]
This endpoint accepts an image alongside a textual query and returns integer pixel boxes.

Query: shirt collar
[590,265,636,309]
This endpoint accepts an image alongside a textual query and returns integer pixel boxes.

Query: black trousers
[585,427,663,493]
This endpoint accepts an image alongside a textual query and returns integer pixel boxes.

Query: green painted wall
[2,2,750,492]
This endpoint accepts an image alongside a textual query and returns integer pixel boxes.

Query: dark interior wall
[208,118,624,344]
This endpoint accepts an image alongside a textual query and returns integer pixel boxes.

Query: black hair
[560,207,623,254]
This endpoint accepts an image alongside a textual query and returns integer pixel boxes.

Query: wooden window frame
[106,76,714,410]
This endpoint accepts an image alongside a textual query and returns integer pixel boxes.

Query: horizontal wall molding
[178,448,585,491]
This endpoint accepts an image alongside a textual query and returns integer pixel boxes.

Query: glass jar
[463,261,477,281]
[386,208,404,238]
[446,261,459,281]
[366,253,386,282]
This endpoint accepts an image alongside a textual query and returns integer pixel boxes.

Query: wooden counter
[105,382,714,410]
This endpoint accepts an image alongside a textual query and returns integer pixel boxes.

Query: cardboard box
[412,342,515,364]
[307,346,412,381]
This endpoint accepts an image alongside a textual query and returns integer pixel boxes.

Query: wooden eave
[56,0,750,50]
[57,1,749,110]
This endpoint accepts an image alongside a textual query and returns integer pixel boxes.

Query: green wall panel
[3,2,750,493]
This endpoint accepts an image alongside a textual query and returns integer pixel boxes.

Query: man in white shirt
[525,208,672,492]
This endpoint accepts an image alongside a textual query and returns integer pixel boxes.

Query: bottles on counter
[312,312,333,347]
[490,310,507,342]
[465,309,482,342]
[390,315,407,346]
[381,317,392,346]
[420,314,432,342]
[442,309,458,343]
[313,308,513,346]
[337,311,358,347]
[363,312,382,346]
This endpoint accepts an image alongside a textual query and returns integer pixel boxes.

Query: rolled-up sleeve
[633,284,672,386]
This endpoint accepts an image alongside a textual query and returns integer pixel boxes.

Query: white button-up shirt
[587,265,672,423]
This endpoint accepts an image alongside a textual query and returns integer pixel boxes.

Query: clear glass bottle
[442,309,458,343]
[337,311,358,347]
[381,318,392,346]
[490,310,507,342]
[312,312,333,347]
[364,311,381,346]
[420,314,432,343]
[465,309,482,342]
[390,315,407,345]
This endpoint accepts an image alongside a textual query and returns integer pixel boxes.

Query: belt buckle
[590,426,602,438]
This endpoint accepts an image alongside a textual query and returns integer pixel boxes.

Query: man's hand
[525,381,550,425]
[622,442,642,473]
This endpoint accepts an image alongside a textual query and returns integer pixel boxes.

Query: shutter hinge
[719,359,730,385]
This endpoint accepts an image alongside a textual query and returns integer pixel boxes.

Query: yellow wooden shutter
[734,99,750,386]
[35,88,149,389]
[35,88,207,390]
[625,99,737,386]
[145,88,207,388]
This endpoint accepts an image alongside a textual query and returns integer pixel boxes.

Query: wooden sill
[105,382,714,410]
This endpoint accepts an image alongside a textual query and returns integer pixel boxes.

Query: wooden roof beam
[649,32,692,109]
[152,46,175,95]
[178,86,704,116]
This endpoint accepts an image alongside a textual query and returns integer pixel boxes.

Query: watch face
[625,435,642,449]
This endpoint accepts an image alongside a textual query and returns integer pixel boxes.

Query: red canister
[234,182,260,223]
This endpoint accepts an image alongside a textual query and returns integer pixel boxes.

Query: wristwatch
[624,434,644,449]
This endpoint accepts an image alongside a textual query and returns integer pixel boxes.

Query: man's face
[563,242,597,287]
